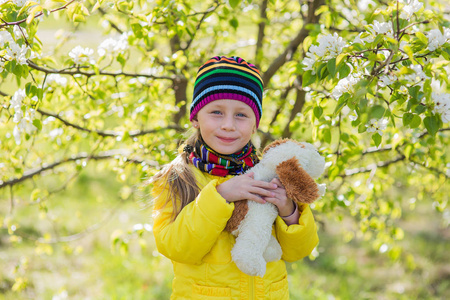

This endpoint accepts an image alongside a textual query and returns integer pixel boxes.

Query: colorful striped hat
[190,56,264,127]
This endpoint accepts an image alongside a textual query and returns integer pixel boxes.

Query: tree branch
[97,7,124,34]
[181,1,221,51]
[38,108,182,137]
[260,84,293,147]
[0,150,155,189]
[340,154,406,177]
[0,0,77,29]
[409,157,449,179]
[262,0,324,85]
[282,79,306,138]
[254,0,268,67]
[26,60,174,80]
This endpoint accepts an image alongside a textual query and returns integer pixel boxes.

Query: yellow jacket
[152,166,319,299]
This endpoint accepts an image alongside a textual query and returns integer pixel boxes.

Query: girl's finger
[244,172,254,178]
[262,197,279,205]
[253,180,278,190]
[271,178,284,188]
[247,193,266,204]
[250,187,276,198]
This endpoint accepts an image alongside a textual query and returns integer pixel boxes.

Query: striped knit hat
[190,56,264,127]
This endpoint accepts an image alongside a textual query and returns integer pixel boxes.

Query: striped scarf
[188,138,259,177]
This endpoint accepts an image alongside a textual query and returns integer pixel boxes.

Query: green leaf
[403,45,414,61]
[229,17,239,29]
[370,105,385,119]
[358,124,367,133]
[334,94,348,114]
[117,53,126,68]
[32,119,42,131]
[414,105,426,114]
[323,128,331,144]
[302,70,316,87]
[408,86,420,101]
[328,165,340,181]
[131,22,143,38]
[409,114,421,128]
[403,113,413,126]
[404,144,414,159]
[25,82,34,96]
[229,0,240,8]
[372,133,382,147]
[327,58,336,77]
[423,116,439,135]
[314,106,323,118]
[415,32,428,45]
[336,53,346,66]
[317,62,328,80]
[339,63,351,79]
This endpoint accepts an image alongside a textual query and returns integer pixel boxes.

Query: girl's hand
[216,172,278,204]
[263,178,295,217]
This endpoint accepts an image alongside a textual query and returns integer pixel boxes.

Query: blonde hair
[150,130,201,221]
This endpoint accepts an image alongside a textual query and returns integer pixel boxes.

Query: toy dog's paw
[263,235,282,262]
[232,249,267,277]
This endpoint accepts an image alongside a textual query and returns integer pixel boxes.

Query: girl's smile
[191,99,256,155]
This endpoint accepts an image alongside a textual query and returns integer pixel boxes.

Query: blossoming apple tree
[0,0,449,294]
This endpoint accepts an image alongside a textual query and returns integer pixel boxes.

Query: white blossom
[29,51,41,60]
[399,41,408,51]
[45,74,68,87]
[400,0,423,19]
[353,20,394,46]
[11,89,25,119]
[5,42,29,65]
[353,32,374,44]
[371,20,394,37]
[302,53,316,72]
[98,32,129,57]
[366,118,388,135]
[303,33,346,73]
[49,128,64,139]
[404,64,427,83]
[13,125,21,145]
[432,92,450,123]
[332,73,361,99]
[348,110,358,121]
[13,0,28,7]
[13,25,28,39]
[69,46,95,65]
[378,74,397,87]
[0,60,5,73]
[10,89,37,145]
[0,30,13,47]
[426,27,450,51]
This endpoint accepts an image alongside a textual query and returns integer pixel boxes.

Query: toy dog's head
[262,139,326,204]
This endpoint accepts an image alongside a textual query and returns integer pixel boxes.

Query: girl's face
[191,99,256,155]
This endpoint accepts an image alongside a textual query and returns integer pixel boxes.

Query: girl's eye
[236,113,247,117]
[211,110,222,115]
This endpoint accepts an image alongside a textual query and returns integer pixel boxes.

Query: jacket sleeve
[152,178,234,265]
[275,203,319,262]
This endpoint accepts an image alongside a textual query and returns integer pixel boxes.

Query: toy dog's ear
[276,157,319,204]
[225,200,248,232]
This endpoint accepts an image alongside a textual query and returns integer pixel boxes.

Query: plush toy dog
[225,139,326,277]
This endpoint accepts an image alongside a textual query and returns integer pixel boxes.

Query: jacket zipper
[250,276,254,299]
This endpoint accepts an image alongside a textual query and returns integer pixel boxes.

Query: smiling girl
[150,56,318,299]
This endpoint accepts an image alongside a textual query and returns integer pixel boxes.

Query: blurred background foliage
[0,0,449,299]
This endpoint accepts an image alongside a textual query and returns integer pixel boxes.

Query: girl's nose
[221,116,236,131]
